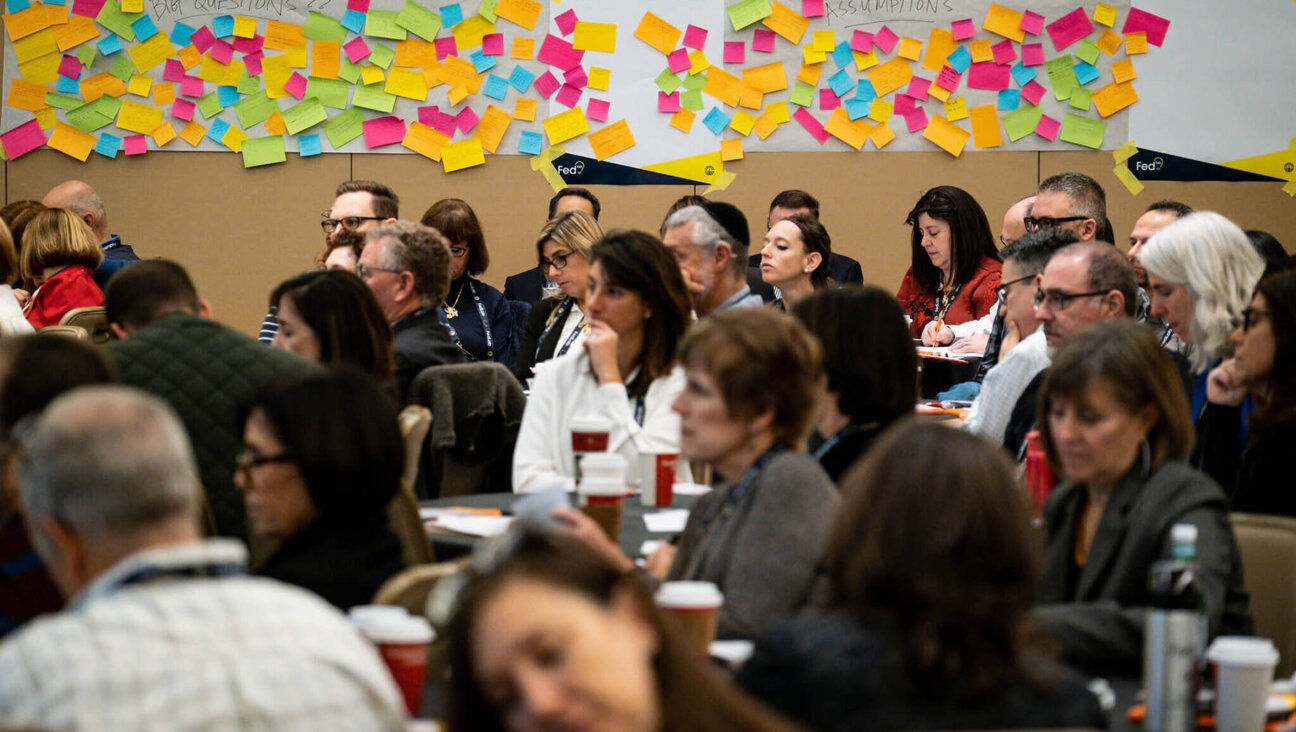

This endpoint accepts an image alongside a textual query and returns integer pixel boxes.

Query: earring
[1139,439,1152,480]
[803,267,811,273]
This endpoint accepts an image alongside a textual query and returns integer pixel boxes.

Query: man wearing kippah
[661,201,763,317]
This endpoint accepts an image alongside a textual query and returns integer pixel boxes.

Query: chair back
[37,325,88,339]
[1230,512,1296,676]
[397,405,432,489]
[59,306,112,344]
[388,479,434,567]
[372,558,469,616]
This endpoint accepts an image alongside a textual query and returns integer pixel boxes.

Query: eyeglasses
[357,263,401,280]
[320,215,385,233]
[1023,215,1090,232]
[449,246,469,258]
[1033,289,1109,311]
[540,249,574,272]
[235,449,294,473]
[995,274,1036,303]
[1240,307,1270,331]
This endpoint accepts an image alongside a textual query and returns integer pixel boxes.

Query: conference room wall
[6,150,1291,337]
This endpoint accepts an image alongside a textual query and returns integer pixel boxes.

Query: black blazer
[1035,461,1253,676]
[393,307,466,402]
[256,519,404,611]
[747,252,864,284]
[511,297,578,382]
[504,267,546,304]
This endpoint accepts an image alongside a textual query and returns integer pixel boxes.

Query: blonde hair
[0,219,19,286]
[535,211,602,323]
[20,209,103,281]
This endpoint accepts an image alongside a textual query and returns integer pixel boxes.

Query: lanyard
[811,422,877,461]
[691,443,786,572]
[634,398,645,427]
[933,281,963,323]
[535,299,587,360]
[442,280,495,361]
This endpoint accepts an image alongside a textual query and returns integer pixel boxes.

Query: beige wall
[6,149,1291,336]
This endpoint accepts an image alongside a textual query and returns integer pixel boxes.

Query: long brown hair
[1249,269,1296,443]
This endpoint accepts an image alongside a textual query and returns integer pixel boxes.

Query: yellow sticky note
[1283,179,1296,198]
[1113,139,1138,164]
[127,32,175,73]
[453,15,495,50]
[513,97,536,121]
[127,73,152,96]
[475,104,510,153]
[969,104,1001,149]
[944,96,968,122]
[720,138,743,161]
[923,27,956,72]
[811,30,835,52]
[729,109,756,136]
[868,121,895,149]
[18,52,59,85]
[7,79,49,111]
[121,0,142,12]
[402,121,449,160]
[633,11,681,55]
[221,125,248,153]
[152,81,174,105]
[743,62,788,93]
[446,84,468,106]
[151,121,175,146]
[1091,80,1138,118]
[923,114,970,157]
[969,39,993,63]
[361,65,386,85]
[688,49,709,75]
[761,1,808,45]
[853,50,879,71]
[511,37,534,59]
[587,67,610,90]
[1094,2,1117,27]
[1113,164,1144,195]
[284,46,308,68]
[442,137,486,172]
[670,108,695,132]
[765,100,790,123]
[795,63,821,86]
[264,110,286,135]
[48,121,93,161]
[866,57,912,97]
[13,28,56,64]
[233,15,256,38]
[587,119,634,161]
[1095,29,1122,55]
[1110,58,1137,84]
[802,46,826,65]
[897,37,922,61]
[703,169,737,195]
[1125,32,1148,54]
[542,107,589,144]
[198,56,243,86]
[824,107,869,150]
[117,100,163,134]
[313,41,341,79]
[573,21,615,53]
[494,0,540,30]
[384,67,427,99]
[34,106,55,129]
[179,120,206,146]
[983,3,1025,42]
[867,99,892,123]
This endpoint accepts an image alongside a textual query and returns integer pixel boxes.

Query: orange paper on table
[923,27,956,72]
[80,72,125,101]
[475,104,510,153]
[179,120,206,146]
[923,114,970,157]
[633,11,680,55]
[151,121,175,146]
[720,138,743,161]
[669,108,695,132]
[983,3,1025,42]
[8,79,49,111]
[824,106,869,150]
[867,57,912,97]
[264,20,306,50]
[513,97,536,121]
[51,15,98,50]
[542,107,589,144]
[1124,32,1148,54]
[742,62,788,93]
[702,67,744,107]
[897,37,922,61]
[48,121,93,161]
[1095,29,1122,55]
[446,84,468,105]
[42,2,65,26]
[152,81,174,105]
[4,2,51,42]
[442,137,486,172]
[1110,58,1136,84]
[1091,81,1138,117]
[968,104,1001,149]
[494,0,540,30]
[511,37,534,59]
[761,2,808,44]
[868,121,895,149]
[312,42,341,78]
[588,119,634,160]
[402,121,449,160]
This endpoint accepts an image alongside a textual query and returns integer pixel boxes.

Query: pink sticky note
[992,40,1016,65]
[1035,114,1060,141]
[1020,10,1045,35]
[70,0,106,18]
[189,26,216,53]
[434,36,458,59]
[0,119,46,160]
[431,109,457,135]
[243,51,263,76]
[967,61,1010,90]
[658,91,680,112]
[723,41,745,64]
[180,76,204,97]
[554,8,578,36]
[873,25,899,53]
[793,107,829,143]
[363,115,406,148]
[1021,43,1044,66]
[347,0,369,11]
[163,59,186,82]
[482,33,504,55]
[456,106,479,133]
[894,94,915,114]
[683,24,707,50]
[534,71,560,98]
[1020,79,1046,105]
[752,28,776,53]
[171,99,196,120]
[586,98,609,122]
[667,48,690,73]
[906,76,931,100]
[537,34,584,71]
[344,37,371,63]
[284,72,307,100]
[58,55,81,79]
[849,29,873,53]
[208,40,234,64]
[935,65,961,91]
[951,18,975,40]
[564,65,587,88]
[904,107,929,133]
[418,105,439,126]
[555,83,582,108]
[802,0,825,17]
[124,134,147,155]
[1122,8,1170,47]
[233,34,263,54]
[1045,7,1094,51]
[819,88,839,111]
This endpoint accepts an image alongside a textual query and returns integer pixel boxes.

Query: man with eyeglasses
[1027,172,1106,243]
[661,201,762,317]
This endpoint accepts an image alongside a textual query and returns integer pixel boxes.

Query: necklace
[444,280,465,319]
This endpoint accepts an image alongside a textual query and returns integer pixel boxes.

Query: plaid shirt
[0,539,407,732]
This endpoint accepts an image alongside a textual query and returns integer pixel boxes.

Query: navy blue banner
[1125,149,1278,183]
[553,154,700,186]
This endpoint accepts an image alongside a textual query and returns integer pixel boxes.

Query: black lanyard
[811,422,876,460]
[633,398,645,427]
[933,281,963,322]
[691,443,786,572]
[443,280,495,361]
[535,298,586,360]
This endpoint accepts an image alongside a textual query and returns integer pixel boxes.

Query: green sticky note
[305,77,351,109]
[477,0,496,22]
[1075,39,1100,65]
[337,59,362,84]
[727,0,773,30]
[655,67,681,94]
[44,92,82,110]
[241,135,286,168]
[66,104,113,132]
[303,11,347,42]
[681,89,704,111]
[76,45,96,67]
[282,97,327,134]
[1045,55,1076,101]
[369,44,395,69]
[1059,112,1106,149]
[96,0,142,41]
[233,90,278,128]
[237,71,261,95]
[1001,105,1042,141]
[108,55,135,81]
[323,107,363,147]
[197,92,223,119]
[88,94,122,118]
[1069,86,1091,111]
[365,10,407,40]
[352,81,396,112]
[790,81,814,107]
[395,0,441,41]
[682,72,707,91]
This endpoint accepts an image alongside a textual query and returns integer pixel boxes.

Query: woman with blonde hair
[0,220,34,336]
[20,209,103,329]
[512,211,603,381]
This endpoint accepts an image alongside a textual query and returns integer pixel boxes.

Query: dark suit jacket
[747,252,864,284]
[1036,461,1254,676]
[392,307,466,402]
[512,297,578,382]
[504,267,546,304]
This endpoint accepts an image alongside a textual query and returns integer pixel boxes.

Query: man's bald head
[42,180,108,241]
[1001,195,1035,246]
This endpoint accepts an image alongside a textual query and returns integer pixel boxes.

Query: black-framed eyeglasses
[996,274,1036,302]
[449,246,469,258]
[1033,289,1109,311]
[235,449,294,473]
[1023,215,1089,232]
[540,249,574,272]
[1241,307,1270,332]
[320,214,385,233]
[357,263,401,280]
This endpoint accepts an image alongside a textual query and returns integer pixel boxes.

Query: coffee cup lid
[570,416,613,431]
[362,613,436,644]
[349,604,410,632]
[655,581,724,608]
[581,453,627,469]
[578,477,625,496]
[1207,636,1279,667]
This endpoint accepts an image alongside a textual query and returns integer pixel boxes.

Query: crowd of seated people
[0,173,1290,731]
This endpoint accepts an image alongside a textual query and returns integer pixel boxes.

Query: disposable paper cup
[1208,636,1278,732]
[348,605,410,636]
[365,613,435,716]
[579,452,627,481]
[578,476,625,543]
[655,581,723,658]
[639,452,678,507]
[570,416,612,480]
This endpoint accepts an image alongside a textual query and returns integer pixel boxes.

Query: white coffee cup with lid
[655,581,724,658]
[1207,636,1279,732]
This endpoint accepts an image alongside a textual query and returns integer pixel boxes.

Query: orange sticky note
[753,110,779,139]
[927,83,951,102]
[794,63,821,87]
[442,137,486,172]
[897,37,922,61]
[395,39,437,69]
[475,104,510,153]
[587,118,634,160]
[824,106,869,150]
[923,114,970,157]
[264,20,306,50]
[633,11,680,55]
[969,39,993,63]
[48,121,93,161]
[513,97,536,121]
[670,108,695,132]
[1091,81,1138,118]
[761,2,808,45]
[701,67,744,107]
[922,27,956,72]
[720,138,743,161]
[176,44,201,69]
[739,86,763,110]
[179,120,206,146]
[494,0,541,30]
[1095,29,1122,55]
[151,121,176,146]
[402,121,449,160]
[866,57,912,97]
[968,104,1001,148]
[1111,58,1136,84]
[8,79,49,111]
[50,15,97,50]
[1124,32,1148,54]
[312,41,341,79]
[743,61,788,93]
[3,2,52,42]
[868,121,895,149]
[511,36,534,59]
[983,3,1025,43]
[152,81,175,105]
[446,84,468,106]
[80,72,125,102]
[264,110,286,135]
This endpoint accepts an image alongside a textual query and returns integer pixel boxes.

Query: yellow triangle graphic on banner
[641,151,725,184]
[1219,138,1296,180]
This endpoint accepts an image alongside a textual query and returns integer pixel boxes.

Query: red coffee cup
[639,452,678,507]
[364,613,434,716]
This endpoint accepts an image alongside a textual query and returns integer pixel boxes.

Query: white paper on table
[431,514,515,537]
[672,482,712,496]
[640,540,662,557]
[643,509,690,533]
[709,640,755,666]
[916,346,978,361]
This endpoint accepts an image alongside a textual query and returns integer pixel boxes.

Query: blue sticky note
[217,85,239,107]
[57,76,80,94]
[470,49,496,73]
[997,89,1020,110]
[132,15,158,41]
[212,15,234,37]
[828,69,853,97]
[482,74,508,100]
[298,133,322,157]
[206,118,231,143]
[702,106,730,135]
[44,0,63,5]
[439,3,463,27]
[844,97,871,120]
[854,79,876,102]
[170,21,195,46]
[98,35,123,55]
[830,41,853,69]
[5,0,30,13]
[95,133,122,158]
[519,130,543,155]
[508,65,535,93]
[1073,60,1099,85]
[1010,62,1036,87]
[946,46,971,74]
[340,9,366,33]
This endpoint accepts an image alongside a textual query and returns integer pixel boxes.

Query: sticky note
[872,25,898,53]
[724,41,745,65]
[683,24,706,49]
[761,2,807,44]
[518,129,542,155]
[211,14,234,37]
[1113,139,1139,164]
[951,19,975,40]
[843,97,870,121]
[922,27,956,73]
[542,106,588,144]
[802,0,824,17]
[442,137,484,172]
[997,88,1020,110]
[170,98,194,120]
[1001,105,1041,141]
[681,89,703,111]
[820,88,839,111]
[554,8,577,35]
[95,131,122,157]
[634,11,680,55]
[702,106,729,135]
[828,69,853,97]
[573,21,615,53]
[587,118,633,160]
[866,57,912,96]
[175,119,203,145]
[534,70,560,97]
[494,0,540,30]
[586,66,609,90]
[823,107,866,149]
[1020,10,1045,35]
[47,121,93,159]
[1046,7,1094,51]
[1124,32,1148,55]
[944,96,967,121]
[437,3,461,26]
[1073,61,1099,86]
[236,134,282,166]
[1045,55,1077,100]
[586,97,608,122]
[969,104,1000,148]
[720,137,743,160]
[903,107,927,132]
[1091,80,1137,117]
[654,68,681,94]
[1035,113,1060,141]
[728,0,773,31]
[344,37,370,63]
[1058,111,1105,148]
[555,83,581,108]
[924,114,969,156]
[866,98,891,123]
[1020,79,1046,105]
[1111,58,1136,84]
[322,107,363,147]
[481,33,503,55]
[511,36,533,59]
[897,37,921,61]
[789,81,813,107]
[395,1,441,41]
[116,98,161,132]
[304,11,346,42]
[352,81,396,112]
[387,67,429,99]
[946,46,971,73]
[1021,43,1044,66]
[536,34,583,70]
[1095,29,1122,55]
[830,41,854,69]
[983,3,1025,42]
[296,132,321,156]
[752,28,776,52]
[1113,164,1144,195]
[1122,8,1169,47]
[669,108,694,132]
[360,114,404,148]
[658,91,679,112]
[1010,63,1036,86]
[505,98,533,123]
[792,106,828,143]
